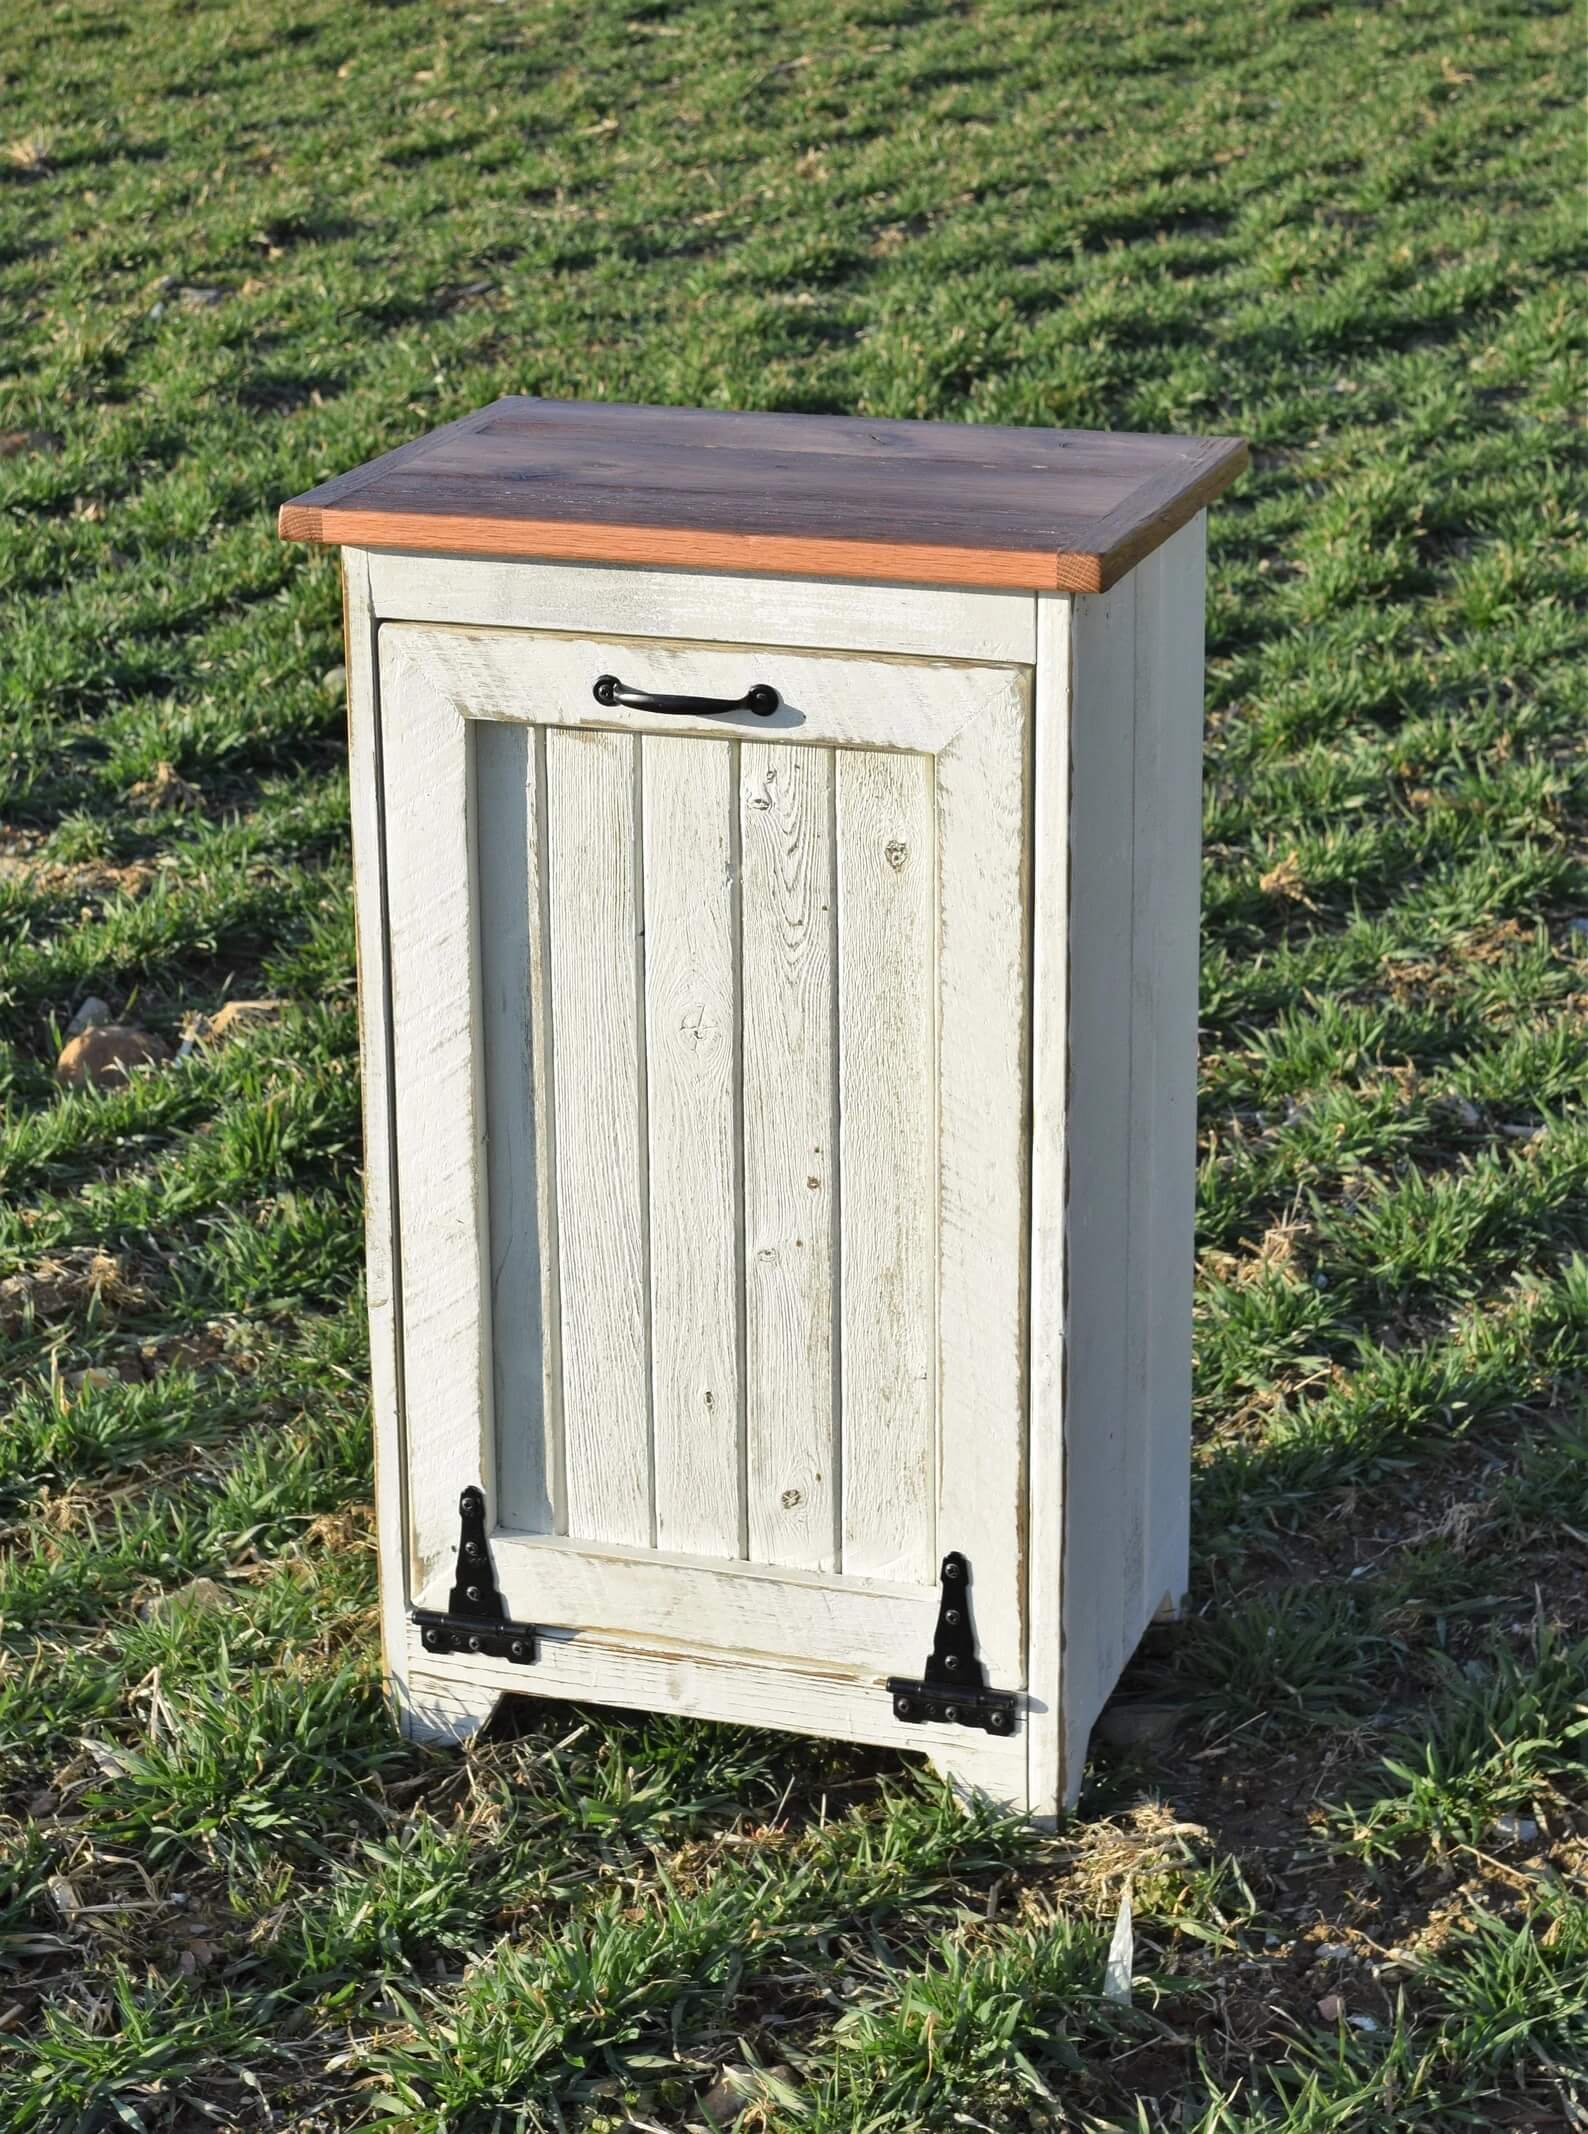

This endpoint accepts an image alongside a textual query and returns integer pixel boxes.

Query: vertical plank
[740,743,837,1571]
[1059,574,1139,1794]
[475,721,555,1535]
[1132,515,1205,1626]
[528,725,568,1533]
[378,638,494,1591]
[935,676,1031,1694]
[343,553,416,1719]
[835,749,935,1584]
[545,727,652,1547]
[643,735,742,1558]
[1026,592,1071,1818]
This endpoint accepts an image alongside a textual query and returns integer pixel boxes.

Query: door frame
[375,618,1033,1688]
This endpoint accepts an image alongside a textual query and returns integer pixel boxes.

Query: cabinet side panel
[835,749,937,1584]
[1061,576,1139,1791]
[1027,593,1071,1815]
[643,736,744,1558]
[1130,515,1205,1624]
[741,743,838,1571]
[545,728,654,1547]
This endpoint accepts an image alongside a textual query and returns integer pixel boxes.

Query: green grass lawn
[1,0,1585,2124]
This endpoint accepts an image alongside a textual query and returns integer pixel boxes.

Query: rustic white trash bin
[281,398,1246,1816]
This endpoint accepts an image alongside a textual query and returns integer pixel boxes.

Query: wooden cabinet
[282,398,1244,1817]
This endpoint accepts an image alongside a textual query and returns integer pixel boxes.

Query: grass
[0,0,1585,2123]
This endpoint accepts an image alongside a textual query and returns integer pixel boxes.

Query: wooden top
[279,397,1246,595]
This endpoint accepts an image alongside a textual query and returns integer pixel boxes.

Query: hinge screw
[894,1693,913,1719]
[943,1653,960,1672]
[944,1608,961,1627]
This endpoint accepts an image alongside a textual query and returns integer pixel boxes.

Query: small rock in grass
[0,427,59,458]
[56,1023,171,1088]
[177,284,226,308]
[696,2068,756,2126]
[65,1366,118,1397]
[1316,1994,1345,2023]
[1314,1942,1353,1962]
[321,662,347,698]
[48,1876,83,1922]
[207,998,284,1044]
[67,995,113,1036]
[140,1577,231,1625]
[1489,1813,1539,1846]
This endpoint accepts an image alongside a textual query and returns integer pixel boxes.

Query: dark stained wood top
[279,397,1246,594]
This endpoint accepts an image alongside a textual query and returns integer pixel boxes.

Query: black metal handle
[593,673,778,718]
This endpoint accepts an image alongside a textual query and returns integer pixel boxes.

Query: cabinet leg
[392,1664,503,1748]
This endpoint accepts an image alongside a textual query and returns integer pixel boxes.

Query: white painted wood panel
[740,742,838,1570]
[475,721,555,1534]
[414,1531,936,1675]
[343,556,413,1716]
[1027,591,1073,1815]
[835,749,936,1584]
[404,1633,1030,1808]
[363,548,1036,664]
[1131,516,1205,1625]
[642,737,743,1558]
[933,677,1031,1693]
[377,642,494,1592]
[375,622,1040,1742]
[544,727,653,1547]
[1058,576,1140,1792]
[380,623,1012,758]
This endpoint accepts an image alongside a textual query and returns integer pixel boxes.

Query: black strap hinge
[411,1486,538,1665]
[887,1552,1017,1735]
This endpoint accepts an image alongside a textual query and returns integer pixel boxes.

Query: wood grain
[933,676,1031,1692]
[835,748,936,1584]
[1058,574,1140,1794]
[544,727,654,1548]
[364,550,1037,664]
[280,395,1247,592]
[377,645,494,1591]
[740,742,837,1571]
[643,736,743,1559]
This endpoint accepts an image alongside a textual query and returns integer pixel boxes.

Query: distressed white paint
[342,553,414,1725]
[1131,518,1205,1628]
[544,727,653,1547]
[344,525,1211,1818]
[643,737,743,1557]
[740,742,837,1570]
[1026,590,1073,1818]
[364,547,1036,663]
[377,642,494,1595]
[835,748,936,1583]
